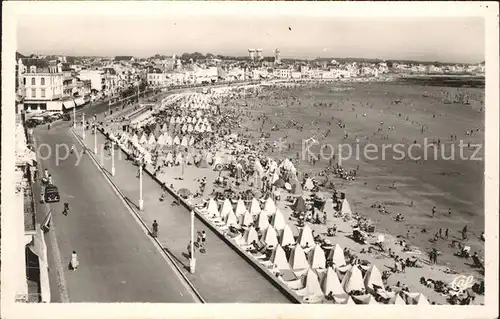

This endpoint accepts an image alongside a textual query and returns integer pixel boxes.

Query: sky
[16,13,485,63]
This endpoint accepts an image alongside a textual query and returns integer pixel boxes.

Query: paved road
[74,127,292,303]
[33,123,197,302]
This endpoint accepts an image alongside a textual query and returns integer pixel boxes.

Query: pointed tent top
[301,269,323,297]
[263,197,276,214]
[206,198,219,217]
[235,199,248,216]
[298,224,315,248]
[341,198,353,219]
[243,226,259,245]
[393,294,407,305]
[224,210,239,226]
[270,245,290,270]
[271,208,286,231]
[364,264,384,293]
[280,224,295,247]
[329,244,346,267]
[289,244,309,270]
[249,197,261,215]
[220,198,234,219]
[309,245,326,269]
[240,212,254,227]
[322,267,345,296]
[262,225,278,247]
[292,196,307,213]
[256,211,269,230]
[342,265,365,293]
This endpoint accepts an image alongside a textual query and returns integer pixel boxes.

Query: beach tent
[242,226,259,245]
[308,245,327,269]
[189,136,195,146]
[270,245,291,270]
[175,152,183,166]
[271,209,286,231]
[392,294,407,305]
[173,136,181,145]
[181,136,188,147]
[165,152,174,165]
[175,116,182,124]
[165,135,173,146]
[235,199,248,216]
[130,134,139,146]
[256,211,270,230]
[157,133,167,145]
[240,212,254,227]
[405,292,429,305]
[289,244,309,270]
[341,266,365,293]
[263,197,277,215]
[364,264,385,294]
[139,133,148,144]
[199,124,206,133]
[185,152,194,165]
[187,124,194,133]
[296,269,323,297]
[279,224,295,247]
[322,267,346,296]
[253,159,265,176]
[297,225,315,248]
[220,198,234,219]
[205,198,219,217]
[224,210,239,227]
[352,294,379,305]
[341,199,353,220]
[249,197,262,215]
[303,178,315,191]
[198,153,209,168]
[262,225,278,247]
[323,198,336,215]
[292,196,307,213]
[206,124,212,132]
[328,244,347,267]
[181,123,188,133]
[169,116,176,124]
[148,133,156,145]
[161,123,169,132]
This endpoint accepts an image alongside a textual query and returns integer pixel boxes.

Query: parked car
[62,113,71,121]
[44,185,61,203]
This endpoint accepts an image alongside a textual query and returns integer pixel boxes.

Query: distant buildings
[248,49,256,61]
[256,49,263,61]
[274,48,281,65]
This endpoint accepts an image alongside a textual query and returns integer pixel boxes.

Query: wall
[23,73,64,101]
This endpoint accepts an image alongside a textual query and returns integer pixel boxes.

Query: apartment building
[18,58,64,112]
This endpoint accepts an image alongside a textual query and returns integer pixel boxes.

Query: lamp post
[93,125,97,154]
[82,113,85,139]
[73,106,76,129]
[138,163,144,210]
[111,141,115,176]
[190,210,196,274]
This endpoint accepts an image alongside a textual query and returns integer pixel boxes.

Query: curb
[98,127,302,304]
[71,128,205,303]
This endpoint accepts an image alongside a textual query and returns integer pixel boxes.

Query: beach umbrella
[273,178,285,188]
[292,196,307,213]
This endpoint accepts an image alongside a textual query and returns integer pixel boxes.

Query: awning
[75,97,85,106]
[62,100,76,109]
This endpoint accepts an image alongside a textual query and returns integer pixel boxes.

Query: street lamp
[111,141,115,176]
[93,125,97,154]
[73,106,76,129]
[190,210,196,274]
[82,113,86,139]
[138,162,144,210]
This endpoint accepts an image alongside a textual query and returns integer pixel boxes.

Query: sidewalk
[76,129,291,303]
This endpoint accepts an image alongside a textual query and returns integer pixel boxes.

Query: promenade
[75,127,292,303]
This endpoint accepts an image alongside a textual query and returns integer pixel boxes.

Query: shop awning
[62,100,76,110]
[75,97,85,106]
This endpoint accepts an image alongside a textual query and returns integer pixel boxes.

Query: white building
[78,70,104,91]
[273,68,291,79]
[18,58,65,112]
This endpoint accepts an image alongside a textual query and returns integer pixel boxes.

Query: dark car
[44,185,60,203]
[62,113,71,121]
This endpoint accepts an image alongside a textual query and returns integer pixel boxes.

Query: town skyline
[17,15,484,64]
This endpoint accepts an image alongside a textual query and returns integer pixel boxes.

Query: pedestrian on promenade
[432,206,436,217]
[439,228,442,238]
[445,228,449,239]
[152,220,158,237]
[70,251,79,271]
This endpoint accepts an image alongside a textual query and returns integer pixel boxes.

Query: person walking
[152,220,158,238]
[445,228,449,239]
[439,228,442,238]
[462,225,468,240]
[70,251,79,271]
[432,206,436,217]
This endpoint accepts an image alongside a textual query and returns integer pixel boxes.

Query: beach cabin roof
[322,267,345,296]
[262,225,278,247]
[364,264,384,294]
[243,226,259,245]
[224,210,239,227]
[220,198,234,219]
[328,244,346,267]
[206,198,219,217]
[270,245,290,270]
[263,197,276,215]
[296,269,323,297]
[297,225,315,248]
[341,266,365,293]
[240,212,254,227]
